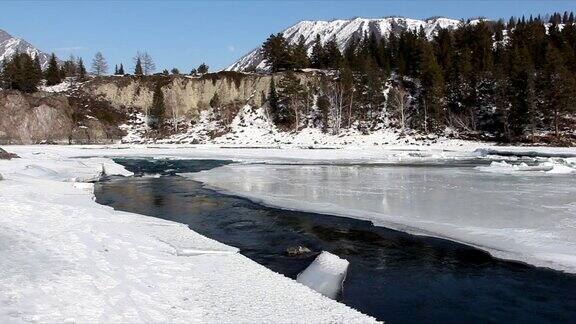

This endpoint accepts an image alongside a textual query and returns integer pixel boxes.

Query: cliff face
[0,90,126,144]
[0,72,325,144]
[80,71,322,121]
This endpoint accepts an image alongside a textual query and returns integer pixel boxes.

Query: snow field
[0,147,377,323]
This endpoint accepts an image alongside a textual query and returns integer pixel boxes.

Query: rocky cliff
[80,71,323,121]
[0,90,126,144]
[0,71,326,144]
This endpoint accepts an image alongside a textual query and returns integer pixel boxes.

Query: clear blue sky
[1,0,575,72]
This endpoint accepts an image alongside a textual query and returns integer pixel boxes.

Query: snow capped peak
[0,28,53,69]
[226,16,462,72]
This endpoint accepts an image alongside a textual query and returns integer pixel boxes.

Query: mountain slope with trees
[251,12,576,144]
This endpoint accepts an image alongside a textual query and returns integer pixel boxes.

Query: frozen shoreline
[0,146,377,323]
[1,143,575,322]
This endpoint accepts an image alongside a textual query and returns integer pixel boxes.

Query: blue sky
[1,1,575,72]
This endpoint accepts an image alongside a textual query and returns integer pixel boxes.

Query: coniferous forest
[261,12,576,143]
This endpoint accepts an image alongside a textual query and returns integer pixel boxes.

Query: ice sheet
[190,163,576,273]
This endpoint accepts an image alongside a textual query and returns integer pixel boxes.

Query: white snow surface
[0,146,377,323]
[39,79,73,93]
[126,104,475,149]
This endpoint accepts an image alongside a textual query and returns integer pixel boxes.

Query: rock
[286,245,312,256]
[0,147,19,159]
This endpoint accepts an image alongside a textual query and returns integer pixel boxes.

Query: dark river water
[94,158,576,324]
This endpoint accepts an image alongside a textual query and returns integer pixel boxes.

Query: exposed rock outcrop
[0,90,127,144]
[0,147,19,159]
[80,71,324,122]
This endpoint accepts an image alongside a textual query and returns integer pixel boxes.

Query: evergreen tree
[324,36,343,69]
[544,44,576,136]
[118,63,125,75]
[292,35,309,69]
[33,56,42,80]
[262,33,292,71]
[197,63,209,74]
[419,42,445,129]
[61,55,77,78]
[134,57,143,75]
[45,53,62,86]
[149,84,165,129]
[77,58,87,80]
[0,52,41,92]
[277,71,305,129]
[114,64,118,75]
[310,34,325,68]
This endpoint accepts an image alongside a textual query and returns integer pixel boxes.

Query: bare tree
[91,52,108,76]
[387,85,409,135]
[326,80,346,135]
[142,52,155,75]
[133,51,156,75]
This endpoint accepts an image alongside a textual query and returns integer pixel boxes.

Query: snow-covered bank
[0,148,377,323]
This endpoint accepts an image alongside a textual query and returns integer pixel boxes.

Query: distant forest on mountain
[260,12,576,143]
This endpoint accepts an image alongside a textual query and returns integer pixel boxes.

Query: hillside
[227,17,462,71]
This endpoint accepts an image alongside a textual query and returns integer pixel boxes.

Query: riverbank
[0,147,376,323]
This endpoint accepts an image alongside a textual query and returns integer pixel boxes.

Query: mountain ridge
[0,28,52,69]
[226,16,466,72]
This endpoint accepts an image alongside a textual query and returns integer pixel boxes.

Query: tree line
[261,11,576,141]
[1,49,210,93]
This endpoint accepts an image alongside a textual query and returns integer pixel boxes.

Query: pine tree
[33,56,42,81]
[310,34,325,68]
[77,58,87,80]
[277,71,305,129]
[149,84,165,129]
[91,52,108,76]
[544,44,576,136]
[324,36,343,69]
[118,63,125,75]
[45,53,62,86]
[197,63,209,74]
[1,53,41,92]
[419,42,444,129]
[134,57,143,75]
[262,33,292,71]
[292,35,309,69]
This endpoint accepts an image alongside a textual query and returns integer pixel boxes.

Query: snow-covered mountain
[0,29,52,69]
[227,17,462,71]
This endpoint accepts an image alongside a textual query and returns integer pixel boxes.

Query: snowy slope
[0,29,52,69]
[226,17,462,71]
[0,147,377,323]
